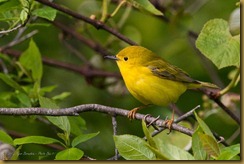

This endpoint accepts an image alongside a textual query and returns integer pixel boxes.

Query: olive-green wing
[147,59,199,84]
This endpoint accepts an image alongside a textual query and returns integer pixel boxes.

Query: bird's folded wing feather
[147,60,199,84]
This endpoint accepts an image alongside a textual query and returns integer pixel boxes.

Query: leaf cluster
[114,113,240,160]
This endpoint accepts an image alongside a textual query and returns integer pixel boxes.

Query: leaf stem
[100,0,110,22]
[110,0,127,18]
[219,68,240,96]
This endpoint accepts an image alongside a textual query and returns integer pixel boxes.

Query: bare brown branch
[52,21,113,57]
[1,49,120,78]
[35,0,137,46]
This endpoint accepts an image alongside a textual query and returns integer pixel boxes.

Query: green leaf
[39,96,59,109]
[18,0,31,23]
[192,127,207,160]
[10,145,22,160]
[16,92,31,107]
[217,144,240,160]
[39,85,57,95]
[198,133,220,159]
[71,132,99,147]
[196,19,240,69]
[32,6,57,21]
[19,39,43,83]
[19,0,29,6]
[0,0,8,3]
[0,73,25,93]
[39,96,70,145]
[194,112,215,140]
[0,130,13,145]
[68,116,86,136]
[55,148,84,160]
[46,116,71,136]
[113,134,156,160]
[157,141,195,160]
[20,9,28,24]
[141,120,157,149]
[39,96,71,135]
[145,144,169,160]
[52,92,71,101]
[126,0,163,16]
[13,136,64,147]
[0,0,21,14]
[0,92,18,107]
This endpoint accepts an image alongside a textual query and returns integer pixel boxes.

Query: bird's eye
[124,57,128,61]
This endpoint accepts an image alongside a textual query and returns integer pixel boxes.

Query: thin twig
[61,40,88,63]
[0,59,8,74]
[226,127,240,144]
[0,30,38,51]
[213,98,240,124]
[174,105,200,122]
[35,0,137,46]
[197,87,240,125]
[52,21,113,57]
[111,115,119,160]
[0,10,30,36]
[1,49,120,78]
[0,24,23,35]
[0,104,194,136]
[148,105,200,138]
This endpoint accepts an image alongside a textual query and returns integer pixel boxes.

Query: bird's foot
[127,107,141,120]
[163,116,174,134]
[128,105,149,120]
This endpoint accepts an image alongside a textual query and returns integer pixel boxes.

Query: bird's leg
[164,103,176,134]
[127,105,148,119]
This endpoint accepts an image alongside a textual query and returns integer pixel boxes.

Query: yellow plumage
[105,46,219,120]
[118,60,187,106]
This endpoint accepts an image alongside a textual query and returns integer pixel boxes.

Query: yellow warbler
[105,46,219,127]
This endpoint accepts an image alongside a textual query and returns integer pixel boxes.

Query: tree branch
[1,49,120,79]
[0,30,38,51]
[35,0,137,46]
[111,115,119,160]
[148,105,199,138]
[213,98,240,124]
[2,49,239,124]
[199,87,240,124]
[0,104,194,136]
[0,10,30,36]
[0,23,28,36]
[52,20,113,57]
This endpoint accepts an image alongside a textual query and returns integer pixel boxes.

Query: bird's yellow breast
[117,64,187,106]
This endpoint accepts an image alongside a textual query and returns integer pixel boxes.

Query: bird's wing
[147,60,199,84]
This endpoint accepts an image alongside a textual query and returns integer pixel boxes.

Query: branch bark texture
[0,104,194,136]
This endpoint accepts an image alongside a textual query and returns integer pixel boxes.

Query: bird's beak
[104,55,118,60]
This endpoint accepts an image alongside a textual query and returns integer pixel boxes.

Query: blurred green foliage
[0,0,240,160]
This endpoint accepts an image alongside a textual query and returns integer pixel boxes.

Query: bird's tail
[187,80,219,89]
[188,80,220,97]
[197,81,220,89]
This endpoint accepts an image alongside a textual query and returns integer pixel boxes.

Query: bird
[104,46,219,130]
